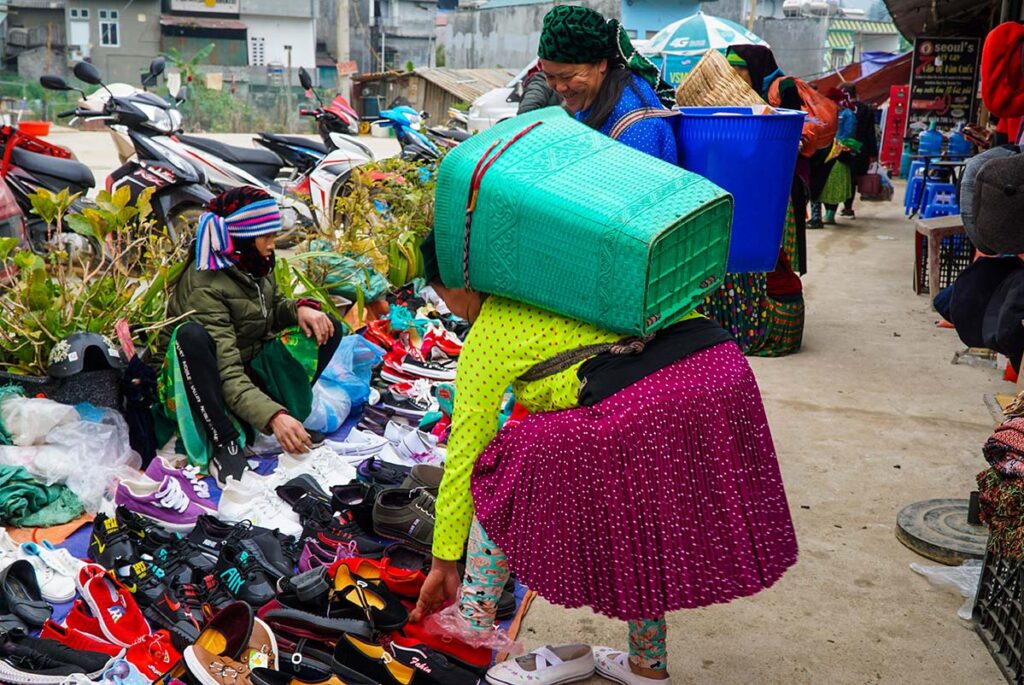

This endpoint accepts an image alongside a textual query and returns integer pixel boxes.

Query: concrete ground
[44,131,1007,682]
[518,193,1008,683]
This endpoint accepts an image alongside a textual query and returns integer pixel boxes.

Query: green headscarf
[538,5,675,107]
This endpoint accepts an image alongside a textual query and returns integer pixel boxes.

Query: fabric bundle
[978,467,1024,560]
[0,464,84,527]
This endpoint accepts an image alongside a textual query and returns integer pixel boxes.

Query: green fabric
[821,161,853,205]
[247,327,319,423]
[156,325,317,468]
[0,465,84,527]
[537,5,675,107]
[154,260,299,431]
[0,385,25,446]
[726,52,748,67]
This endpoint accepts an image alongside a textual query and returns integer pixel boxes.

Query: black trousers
[173,318,344,447]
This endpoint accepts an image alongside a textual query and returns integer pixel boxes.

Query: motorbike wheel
[166,203,204,244]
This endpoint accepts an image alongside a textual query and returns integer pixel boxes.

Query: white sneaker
[325,429,390,457]
[18,542,77,603]
[218,475,303,538]
[593,648,671,685]
[384,421,446,466]
[278,445,357,489]
[487,644,595,685]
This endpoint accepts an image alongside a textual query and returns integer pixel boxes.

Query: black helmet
[47,332,126,379]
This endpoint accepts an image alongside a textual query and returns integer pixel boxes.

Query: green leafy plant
[0,189,184,375]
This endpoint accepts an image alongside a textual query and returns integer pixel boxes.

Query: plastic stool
[905,175,926,215]
[920,182,959,219]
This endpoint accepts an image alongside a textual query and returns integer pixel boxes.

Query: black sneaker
[0,633,112,681]
[389,638,483,684]
[87,513,136,571]
[224,522,297,580]
[199,574,236,615]
[122,560,200,651]
[292,497,387,559]
[276,474,331,509]
[115,505,175,555]
[208,441,250,485]
[331,482,375,533]
[380,389,435,418]
[172,579,207,629]
[149,534,216,586]
[214,540,276,607]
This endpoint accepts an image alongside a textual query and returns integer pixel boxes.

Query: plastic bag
[307,239,391,302]
[304,379,353,434]
[910,559,983,620]
[31,406,142,512]
[318,336,384,408]
[0,395,79,446]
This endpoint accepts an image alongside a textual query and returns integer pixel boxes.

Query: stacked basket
[674,49,766,108]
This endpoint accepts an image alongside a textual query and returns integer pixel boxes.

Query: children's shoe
[76,564,151,648]
[115,476,208,533]
[144,456,218,514]
[486,644,594,685]
[125,630,180,681]
[96,658,152,685]
[593,647,672,685]
[18,542,77,603]
[40,620,125,658]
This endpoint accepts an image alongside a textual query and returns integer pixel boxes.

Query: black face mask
[233,238,275,279]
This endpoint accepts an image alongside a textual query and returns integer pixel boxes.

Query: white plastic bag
[303,380,352,434]
[0,396,78,445]
[910,559,983,620]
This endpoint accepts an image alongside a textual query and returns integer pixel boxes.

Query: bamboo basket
[674,49,766,107]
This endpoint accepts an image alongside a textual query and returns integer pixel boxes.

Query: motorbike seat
[430,127,471,142]
[10,147,94,190]
[259,132,328,155]
[178,135,284,169]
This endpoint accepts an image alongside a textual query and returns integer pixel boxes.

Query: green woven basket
[434,107,733,336]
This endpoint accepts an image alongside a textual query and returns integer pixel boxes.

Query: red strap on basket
[462,121,543,289]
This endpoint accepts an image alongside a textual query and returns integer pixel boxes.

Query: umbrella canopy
[646,11,768,55]
[643,11,769,85]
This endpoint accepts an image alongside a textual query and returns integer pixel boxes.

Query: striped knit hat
[195,197,283,271]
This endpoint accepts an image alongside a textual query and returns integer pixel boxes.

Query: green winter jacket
[155,259,299,432]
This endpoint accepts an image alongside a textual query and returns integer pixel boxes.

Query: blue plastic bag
[319,336,385,408]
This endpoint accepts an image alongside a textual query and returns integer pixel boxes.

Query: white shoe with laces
[218,474,303,538]
[277,445,357,489]
[325,429,390,458]
[18,542,76,603]
[593,648,672,685]
[486,644,595,685]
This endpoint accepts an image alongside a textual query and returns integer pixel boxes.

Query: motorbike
[375,107,442,162]
[446,107,469,131]
[40,61,215,241]
[253,67,369,179]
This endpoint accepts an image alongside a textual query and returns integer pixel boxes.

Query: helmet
[47,332,126,379]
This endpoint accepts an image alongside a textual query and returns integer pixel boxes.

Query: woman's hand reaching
[409,557,461,623]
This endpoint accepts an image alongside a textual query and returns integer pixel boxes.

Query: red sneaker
[126,630,180,681]
[363,319,394,349]
[398,619,492,671]
[40,619,125,657]
[76,563,151,647]
[422,328,462,358]
[64,598,106,639]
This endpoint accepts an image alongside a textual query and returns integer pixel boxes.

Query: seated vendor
[151,186,343,484]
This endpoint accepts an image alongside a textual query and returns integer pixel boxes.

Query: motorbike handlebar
[299,108,318,117]
[57,109,76,118]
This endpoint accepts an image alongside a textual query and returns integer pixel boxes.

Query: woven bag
[674,50,765,108]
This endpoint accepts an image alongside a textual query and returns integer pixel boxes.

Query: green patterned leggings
[461,519,668,671]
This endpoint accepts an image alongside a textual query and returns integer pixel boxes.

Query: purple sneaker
[114,476,208,532]
[144,457,217,514]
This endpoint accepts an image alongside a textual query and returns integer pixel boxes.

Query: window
[69,8,89,18]
[249,36,266,67]
[99,9,119,47]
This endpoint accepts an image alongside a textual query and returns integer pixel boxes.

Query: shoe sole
[398,365,456,381]
[372,526,431,553]
[184,646,227,685]
[0,658,111,684]
[125,510,197,533]
[487,670,595,685]
[594,664,665,685]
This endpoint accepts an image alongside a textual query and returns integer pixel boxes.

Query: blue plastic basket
[676,107,806,273]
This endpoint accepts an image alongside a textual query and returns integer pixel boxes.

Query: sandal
[331,557,426,599]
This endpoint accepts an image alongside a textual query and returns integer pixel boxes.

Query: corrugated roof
[478,0,550,9]
[828,18,900,34]
[413,68,516,102]
[883,0,996,41]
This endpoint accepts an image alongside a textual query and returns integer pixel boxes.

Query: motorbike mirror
[420,111,430,120]
[298,67,313,91]
[176,85,189,103]
[39,75,73,92]
[149,57,165,78]
[73,61,103,85]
